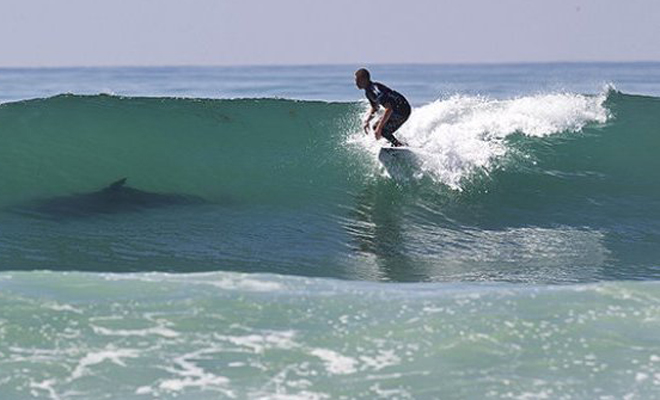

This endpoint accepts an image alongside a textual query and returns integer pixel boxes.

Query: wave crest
[350,90,610,189]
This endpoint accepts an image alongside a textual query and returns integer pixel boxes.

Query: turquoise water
[1,272,658,399]
[1,64,659,398]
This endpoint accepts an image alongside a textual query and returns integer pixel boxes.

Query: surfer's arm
[363,104,378,134]
[373,104,393,140]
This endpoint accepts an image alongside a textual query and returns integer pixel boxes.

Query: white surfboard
[378,146,416,158]
[378,147,422,180]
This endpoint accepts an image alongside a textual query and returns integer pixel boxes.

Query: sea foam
[352,91,610,189]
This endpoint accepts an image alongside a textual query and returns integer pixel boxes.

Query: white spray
[349,91,610,190]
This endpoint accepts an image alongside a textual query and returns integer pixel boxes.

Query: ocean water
[1,63,659,399]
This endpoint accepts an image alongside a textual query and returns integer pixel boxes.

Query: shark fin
[106,178,128,191]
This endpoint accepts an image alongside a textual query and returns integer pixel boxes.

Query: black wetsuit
[365,82,411,146]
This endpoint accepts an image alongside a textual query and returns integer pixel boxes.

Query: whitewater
[0,64,659,399]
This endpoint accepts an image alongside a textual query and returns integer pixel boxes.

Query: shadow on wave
[9,178,212,219]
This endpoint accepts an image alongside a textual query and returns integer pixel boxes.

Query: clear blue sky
[1,0,658,67]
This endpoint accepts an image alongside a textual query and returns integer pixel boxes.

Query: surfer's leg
[381,129,404,147]
[381,114,407,147]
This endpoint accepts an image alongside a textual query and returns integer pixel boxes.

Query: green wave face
[2,91,658,208]
[0,95,362,207]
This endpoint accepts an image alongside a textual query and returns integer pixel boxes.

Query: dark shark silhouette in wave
[12,178,208,219]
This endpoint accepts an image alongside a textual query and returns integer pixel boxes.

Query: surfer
[355,68,411,147]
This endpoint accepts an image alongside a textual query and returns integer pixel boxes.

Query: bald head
[355,68,371,89]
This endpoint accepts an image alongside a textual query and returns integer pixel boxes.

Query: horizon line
[2,60,660,70]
